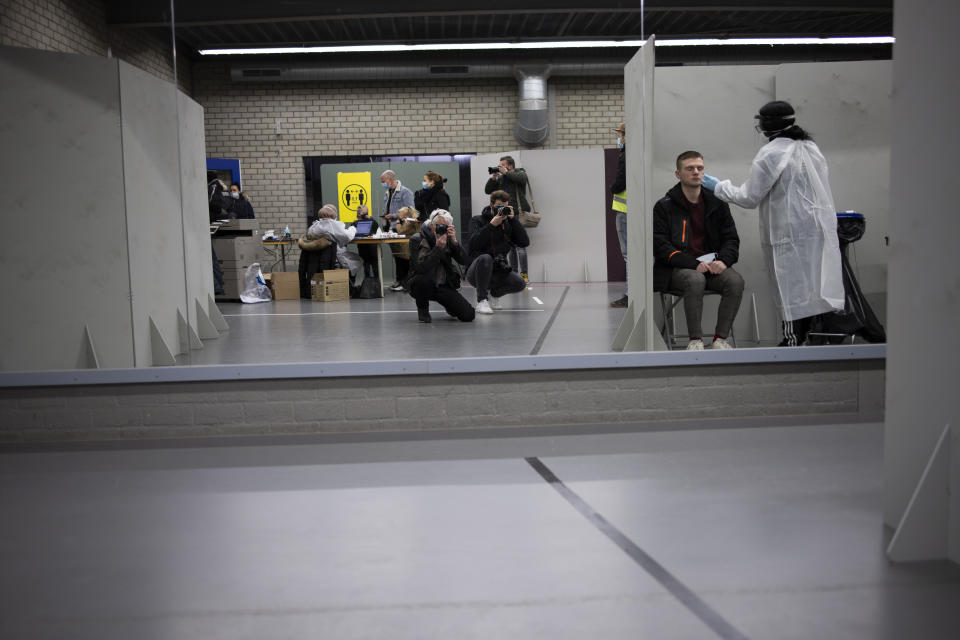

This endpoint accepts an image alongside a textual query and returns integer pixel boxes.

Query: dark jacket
[610,148,626,194]
[226,195,255,219]
[467,206,529,265]
[414,183,451,222]
[653,183,740,292]
[407,225,468,289]
[484,167,530,213]
[208,180,229,222]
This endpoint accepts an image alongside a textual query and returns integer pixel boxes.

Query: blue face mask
[381,182,388,189]
[422,181,429,190]
[230,192,240,199]
[617,138,624,150]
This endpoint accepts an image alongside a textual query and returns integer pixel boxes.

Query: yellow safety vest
[612,190,627,213]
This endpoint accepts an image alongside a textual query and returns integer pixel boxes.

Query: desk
[263,239,294,272]
[350,237,409,297]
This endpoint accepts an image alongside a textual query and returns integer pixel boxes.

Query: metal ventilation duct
[513,66,549,147]
[230,60,624,148]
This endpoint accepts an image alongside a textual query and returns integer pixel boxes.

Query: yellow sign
[337,171,371,223]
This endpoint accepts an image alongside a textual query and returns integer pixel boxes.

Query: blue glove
[701,174,719,191]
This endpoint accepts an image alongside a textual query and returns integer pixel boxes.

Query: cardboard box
[269,271,300,300]
[310,269,350,302]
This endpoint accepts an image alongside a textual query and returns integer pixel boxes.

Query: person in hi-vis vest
[610,121,629,308]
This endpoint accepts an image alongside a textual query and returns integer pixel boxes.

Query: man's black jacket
[467,206,530,265]
[653,183,740,292]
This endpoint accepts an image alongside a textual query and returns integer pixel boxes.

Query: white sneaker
[686,339,704,351]
[490,296,503,310]
[389,282,405,292]
[711,337,733,350]
[476,299,494,314]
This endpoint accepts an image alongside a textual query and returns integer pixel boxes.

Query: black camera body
[488,166,501,174]
[434,223,449,237]
[493,203,513,218]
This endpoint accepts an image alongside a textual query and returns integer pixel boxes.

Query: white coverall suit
[713,137,844,322]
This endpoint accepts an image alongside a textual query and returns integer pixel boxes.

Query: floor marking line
[525,457,751,640]
[532,296,544,305]
[529,286,569,355]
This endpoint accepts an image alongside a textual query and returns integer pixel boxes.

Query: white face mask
[230,192,240,199]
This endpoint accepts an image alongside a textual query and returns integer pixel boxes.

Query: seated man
[466,190,528,314]
[407,209,475,323]
[653,151,744,350]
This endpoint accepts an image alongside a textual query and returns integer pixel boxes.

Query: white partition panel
[885,0,960,563]
[119,61,188,366]
[0,47,134,371]
[178,92,217,335]
[776,61,892,308]
[617,37,657,351]
[470,149,607,283]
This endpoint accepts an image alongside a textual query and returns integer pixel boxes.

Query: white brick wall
[0,0,192,94]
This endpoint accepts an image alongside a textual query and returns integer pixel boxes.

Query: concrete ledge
[0,357,885,444]
[0,344,885,388]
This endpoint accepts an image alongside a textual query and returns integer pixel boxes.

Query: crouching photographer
[407,209,475,324]
[466,190,529,314]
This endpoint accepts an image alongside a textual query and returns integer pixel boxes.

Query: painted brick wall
[0,361,883,443]
[0,0,192,94]
[191,61,625,249]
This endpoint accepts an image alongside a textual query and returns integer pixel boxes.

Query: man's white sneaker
[389,282,405,292]
[476,299,494,314]
[686,339,705,351]
[711,337,733,350]
[490,296,503,310]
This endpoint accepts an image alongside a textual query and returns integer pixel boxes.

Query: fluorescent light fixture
[199,36,894,56]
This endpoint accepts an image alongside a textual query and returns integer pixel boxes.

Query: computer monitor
[355,220,374,236]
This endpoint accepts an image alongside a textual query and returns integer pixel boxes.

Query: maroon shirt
[683,193,707,258]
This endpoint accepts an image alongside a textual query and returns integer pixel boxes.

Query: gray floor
[185,282,767,366]
[2,422,958,639]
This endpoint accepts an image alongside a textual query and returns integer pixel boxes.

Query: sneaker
[476,299,494,314]
[609,295,628,308]
[711,337,733,350]
[520,272,529,284]
[686,339,704,351]
[417,308,432,323]
[389,282,405,292]
[490,296,503,310]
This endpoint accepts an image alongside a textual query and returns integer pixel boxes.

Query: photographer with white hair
[406,209,475,324]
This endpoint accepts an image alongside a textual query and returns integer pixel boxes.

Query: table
[263,239,294,272]
[350,237,410,297]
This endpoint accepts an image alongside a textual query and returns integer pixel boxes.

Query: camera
[488,166,501,174]
[493,204,513,217]
[434,223,449,236]
[492,254,512,273]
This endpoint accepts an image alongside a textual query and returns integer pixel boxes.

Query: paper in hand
[697,252,717,263]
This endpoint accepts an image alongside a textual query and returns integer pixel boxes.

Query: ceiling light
[199,37,894,56]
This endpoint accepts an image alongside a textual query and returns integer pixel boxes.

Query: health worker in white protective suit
[701,101,844,346]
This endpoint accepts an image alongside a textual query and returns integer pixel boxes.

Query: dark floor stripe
[525,456,750,640]
[529,286,570,356]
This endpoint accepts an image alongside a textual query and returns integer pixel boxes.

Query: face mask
[617,138,624,150]
[422,181,429,190]
[381,182,388,189]
[230,192,240,199]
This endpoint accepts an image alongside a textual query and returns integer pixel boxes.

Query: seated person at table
[226,183,255,219]
[388,205,421,292]
[466,190,528,315]
[653,151,744,350]
[407,209,474,324]
[352,205,380,280]
[297,204,357,298]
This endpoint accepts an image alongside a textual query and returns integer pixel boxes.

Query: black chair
[657,289,736,350]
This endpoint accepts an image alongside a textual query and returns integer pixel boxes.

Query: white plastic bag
[240,263,272,303]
